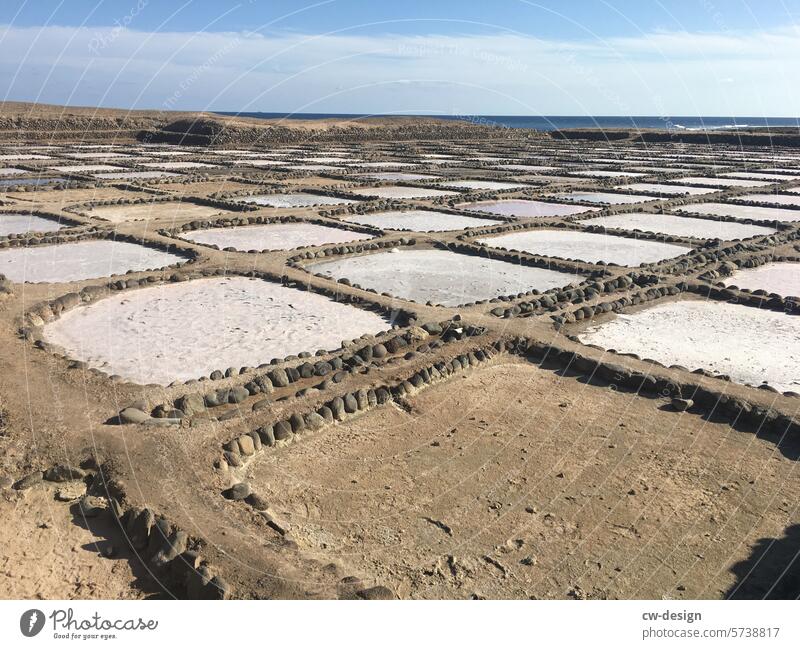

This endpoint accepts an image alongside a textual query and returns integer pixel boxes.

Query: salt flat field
[478,229,689,265]
[724,262,800,297]
[349,186,460,199]
[179,222,374,250]
[579,300,800,392]
[615,183,718,196]
[459,199,600,217]
[0,239,184,283]
[43,276,389,384]
[553,191,657,204]
[235,193,359,207]
[678,202,800,222]
[0,213,65,237]
[309,248,580,305]
[583,212,773,239]
[342,209,500,231]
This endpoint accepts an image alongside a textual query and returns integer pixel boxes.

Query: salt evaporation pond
[349,187,459,199]
[737,193,800,207]
[459,199,600,218]
[477,230,689,265]
[674,177,774,188]
[553,191,657,205]
[579,300,800,392]
[309,248,580,306]
[0,213,66,237]
[615,183,717,196]
[725,262,800,297]
[678,202,800,223]
[236,193,358,207]
[583,213,773,240]
[0,240,184,283]
[357,172,439,181]
[180,222,374,250]
[342,210,501,231]
[439,180,531,191]
[93,171,181,180]
[43,276,390,385]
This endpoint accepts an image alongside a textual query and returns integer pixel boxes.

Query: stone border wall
[0,208,85,243]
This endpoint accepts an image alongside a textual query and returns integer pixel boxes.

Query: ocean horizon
[215,112,800,132]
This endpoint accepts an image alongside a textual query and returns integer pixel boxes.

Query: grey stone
[119,407,150,424]
[222,482,251,501]
[44,464,86,482]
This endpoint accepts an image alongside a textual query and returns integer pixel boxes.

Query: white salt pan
[678,202,800,223]
[236,193,358,207]
[309,248,579,306]
[478,230,689,265]
[583,213,773,240]
[180,222,374,250]
[579,300,800,392]
[725,262,800,297]
[342,210,500,231]
[349,187,459,199]
[0,240,184,283]
[43,276,389,385]
[0,213,65,237]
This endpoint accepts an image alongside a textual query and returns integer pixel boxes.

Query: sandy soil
[0,239,185,283]
[180,222,374,250]
[459,199,600,218]
[342,210,501,232]
[43,276,391,384]
[678,202,800,223]
[579,299,800,392]
[0,485,149,599]
[248,361,800,599]
[85,201,232,223]
[309,248,581,306]
[583,213,774,240]
[478,230,690,265]
[725,262,800,297]
[0,213,66,237]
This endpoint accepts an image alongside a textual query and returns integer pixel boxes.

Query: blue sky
[1,0,799,115]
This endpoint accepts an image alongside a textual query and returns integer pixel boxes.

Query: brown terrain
[1,102,799,601]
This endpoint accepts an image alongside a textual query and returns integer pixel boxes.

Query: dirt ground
[246,360,800,599]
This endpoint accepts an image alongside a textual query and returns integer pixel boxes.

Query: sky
[1,0,799,116]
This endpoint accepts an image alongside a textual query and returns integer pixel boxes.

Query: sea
[216,113,800,132]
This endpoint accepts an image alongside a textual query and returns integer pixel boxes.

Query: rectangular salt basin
[724,262,800,297]
[140,161,216,170]
[579,300,800,392]
[477,230,689,265]
[439,180,532,191]
[180,222,374,250]
[42,276,390,385]
[615,183,718,196]
[357,172,440,181]
[677,202,800,223]
[737,193,800,206]
[51,164,125,173]
[722,172,797,181]
[309,248,580,306]
[0,213,66,237]
[552,191,658,205]
[349,186,459,199]
[342,210,501,232]
[674,177,774,188]
[235,193,358,207]
[458,199,601,218]
[0,177,66,187]
[93,171,181,180]
[569,170,645,178]
[0,240,184,283]
[583,213,773,240]
[0,167,27,176]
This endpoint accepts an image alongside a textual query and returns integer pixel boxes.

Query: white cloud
[0,23,798,116]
